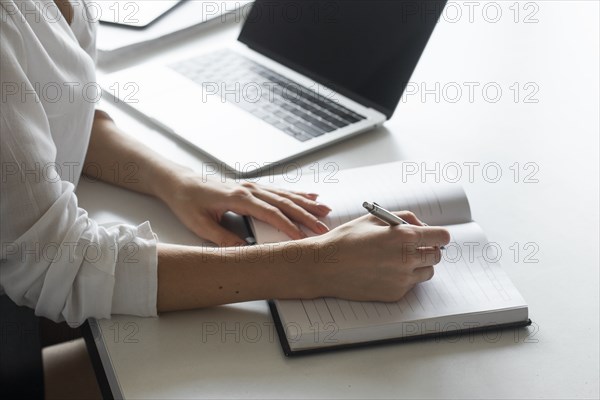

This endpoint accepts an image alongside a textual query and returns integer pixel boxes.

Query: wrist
[272,237,332,299]
[151,163,195,205]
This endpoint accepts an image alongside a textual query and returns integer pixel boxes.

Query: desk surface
[81,2,599,398]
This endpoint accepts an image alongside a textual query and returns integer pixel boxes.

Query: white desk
[81,2,599,398]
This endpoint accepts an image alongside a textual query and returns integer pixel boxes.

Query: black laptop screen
[238,0,446,119]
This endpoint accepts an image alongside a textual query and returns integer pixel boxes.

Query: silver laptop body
[102,1,446,175]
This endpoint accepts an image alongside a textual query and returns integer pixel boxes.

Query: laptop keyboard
[169,49,366,142]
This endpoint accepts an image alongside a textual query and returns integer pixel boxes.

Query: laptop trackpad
[134,67,300,165]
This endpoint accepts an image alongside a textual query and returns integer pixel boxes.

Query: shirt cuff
[109,221,158,317]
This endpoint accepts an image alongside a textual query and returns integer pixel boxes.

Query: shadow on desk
[88,301,535,399]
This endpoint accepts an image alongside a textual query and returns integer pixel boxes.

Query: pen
[362,201,445,249]
[362,201,409,226]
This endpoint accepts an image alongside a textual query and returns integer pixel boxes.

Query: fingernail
[316,220,330,234]
[316,203,332,214]
[307,193,319,199]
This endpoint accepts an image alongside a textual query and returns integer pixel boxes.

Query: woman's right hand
[156,211,451,311]
[303,211,451,303]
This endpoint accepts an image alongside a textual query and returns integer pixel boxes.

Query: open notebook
[248,162,530,355]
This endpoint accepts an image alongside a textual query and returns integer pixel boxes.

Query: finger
[253,189,330,235]
[292,191,319,201]
[412,266,435,283]
[265,187,331,217]
[230,196,309,240]
[398,226,450,248]
[392,211,424,226]
[195,218,247,247]
[396,238,441,267]
[419,226,451,247]
[411,247,443,268]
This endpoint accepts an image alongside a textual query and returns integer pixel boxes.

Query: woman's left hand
[161,172,332,246]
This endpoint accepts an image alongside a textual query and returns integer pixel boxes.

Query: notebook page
[251,161,471,243]
[274,222,528,345]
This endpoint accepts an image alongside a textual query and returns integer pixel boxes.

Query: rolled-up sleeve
[0,185,159,326]
[0,5,158,327]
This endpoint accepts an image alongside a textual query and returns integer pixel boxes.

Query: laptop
[98,0,183,28]
[103,1,447,175]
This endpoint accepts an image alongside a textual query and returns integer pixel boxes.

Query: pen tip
[362,201,374,211]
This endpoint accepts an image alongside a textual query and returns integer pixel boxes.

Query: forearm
[155,212,452,312]
[156,241,321,312]
[83,110,186,200]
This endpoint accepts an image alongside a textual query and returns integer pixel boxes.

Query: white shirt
[1,0,158,327]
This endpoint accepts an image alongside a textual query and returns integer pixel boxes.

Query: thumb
[200,220,247,247]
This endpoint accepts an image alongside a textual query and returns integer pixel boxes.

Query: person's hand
[304,211,451,302]
[162,173,332,246]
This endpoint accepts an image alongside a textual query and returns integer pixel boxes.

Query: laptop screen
[238,0,447,119]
